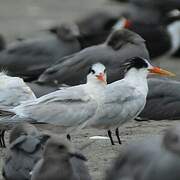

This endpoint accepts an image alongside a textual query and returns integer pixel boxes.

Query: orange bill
[148,67,175,76]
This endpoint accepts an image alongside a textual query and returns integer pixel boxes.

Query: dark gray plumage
[130,0,180,14]
[125,3,163,25]
[2,123,49,180]
[138,77,180,120]
[38,29,150,85]
[75,10,120,47]
[0,34,6,51]
[0,24,81,81]
[76,10,119,36]
[31,136,90,180]
[105,125,180,180]
[123,10,180,58]
[50,11,120,49]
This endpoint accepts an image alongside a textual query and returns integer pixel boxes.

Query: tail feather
[0,116,47,129]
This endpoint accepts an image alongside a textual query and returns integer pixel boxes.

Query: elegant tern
[81,57,175,145]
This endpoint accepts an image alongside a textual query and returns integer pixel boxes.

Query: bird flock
[0,0,180,179]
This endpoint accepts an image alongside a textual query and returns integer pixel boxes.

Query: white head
[87,63,107,85]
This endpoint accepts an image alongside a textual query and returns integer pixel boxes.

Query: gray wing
[139,77,180,120]
[14,86,98,126]
[83,80,146,129]
[38,40,149,85]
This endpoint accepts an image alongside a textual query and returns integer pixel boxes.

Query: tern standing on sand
[81,57,175,145]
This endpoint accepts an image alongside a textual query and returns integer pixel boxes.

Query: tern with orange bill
[81,57,175,145]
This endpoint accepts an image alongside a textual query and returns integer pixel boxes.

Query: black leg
[0,133,2,148]
[108,130,115,145]
[66,134,71,141]
[0,129,5,148]
[1,130,6,148]
[115,128,122,144]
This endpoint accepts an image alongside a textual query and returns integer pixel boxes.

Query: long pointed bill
[148,67,175,76]
[96,73,107,84]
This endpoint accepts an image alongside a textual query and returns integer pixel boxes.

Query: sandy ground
[1,120,180,180]
[0,0,180,180]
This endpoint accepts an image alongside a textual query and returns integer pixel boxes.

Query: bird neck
[124,68,148,96]
[85,79,106,99]
[86,76,106,89]
[167,21,180,54]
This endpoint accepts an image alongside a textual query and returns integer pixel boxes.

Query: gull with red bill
[81,57,175,145]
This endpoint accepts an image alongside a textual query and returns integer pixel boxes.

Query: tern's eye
[104,69,106,73]
[91,69,95,74]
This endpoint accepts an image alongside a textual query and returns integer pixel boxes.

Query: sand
[1,120,179,180]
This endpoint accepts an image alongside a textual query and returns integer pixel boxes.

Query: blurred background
[0,0,123,41]
[1,0,180,79]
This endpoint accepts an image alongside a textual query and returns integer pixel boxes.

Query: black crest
[122,57,149,72]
